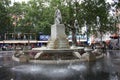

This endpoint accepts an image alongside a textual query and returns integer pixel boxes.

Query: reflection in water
[0,51,120,80]
[109,72,119,80]
[68,64,87,71]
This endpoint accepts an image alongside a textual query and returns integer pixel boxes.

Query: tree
[0,0,11,40]
[8,0,118,43]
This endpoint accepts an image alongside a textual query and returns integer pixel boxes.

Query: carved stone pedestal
[47,24,70,49]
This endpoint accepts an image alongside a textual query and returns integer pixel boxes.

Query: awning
[3,40,38,43]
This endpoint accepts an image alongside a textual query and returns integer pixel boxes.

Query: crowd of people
[0,43,36,51]
[90,39,120,51]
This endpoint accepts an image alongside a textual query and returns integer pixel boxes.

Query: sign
[39,35,50,41]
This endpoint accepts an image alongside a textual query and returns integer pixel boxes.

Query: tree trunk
[72,28,77,46]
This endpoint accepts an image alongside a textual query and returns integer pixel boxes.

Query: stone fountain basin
[84,48,93,52]
[31,47,84,54]
[12,46,104,64]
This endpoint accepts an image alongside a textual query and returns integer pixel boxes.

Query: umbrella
[110,33,119,39]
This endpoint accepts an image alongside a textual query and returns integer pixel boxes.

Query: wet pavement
[0,50,120,80]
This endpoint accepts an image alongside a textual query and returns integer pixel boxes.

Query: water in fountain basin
[0,51,120,80]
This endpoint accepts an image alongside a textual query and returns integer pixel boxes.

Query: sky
[11,0,118,3]
[11,0,29,4]
[11,0,112,2]
[11,0,118,15]
[10,0,29,6]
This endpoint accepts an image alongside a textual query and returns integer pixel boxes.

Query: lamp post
[74,19,79,45]
[84,21,88,45]
[12,14,17,40]
[78,28,81,46]
[96,16,102,42]
[116,10,120,44]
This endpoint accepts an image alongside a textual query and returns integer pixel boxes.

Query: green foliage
[9,0,54,35]
[80,0,110,34]
[1,0,119,40]
[0,0,11,39]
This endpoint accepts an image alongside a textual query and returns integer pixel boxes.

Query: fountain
[0,49,119,80]
[12,8,104,64]
[0,8,119,80]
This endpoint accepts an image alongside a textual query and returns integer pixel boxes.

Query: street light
[96,16,102,42]
[12,14,18,40]
[84,21,89,45]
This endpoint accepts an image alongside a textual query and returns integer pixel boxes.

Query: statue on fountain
[47,7,69,49]
[54,7,62,24]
